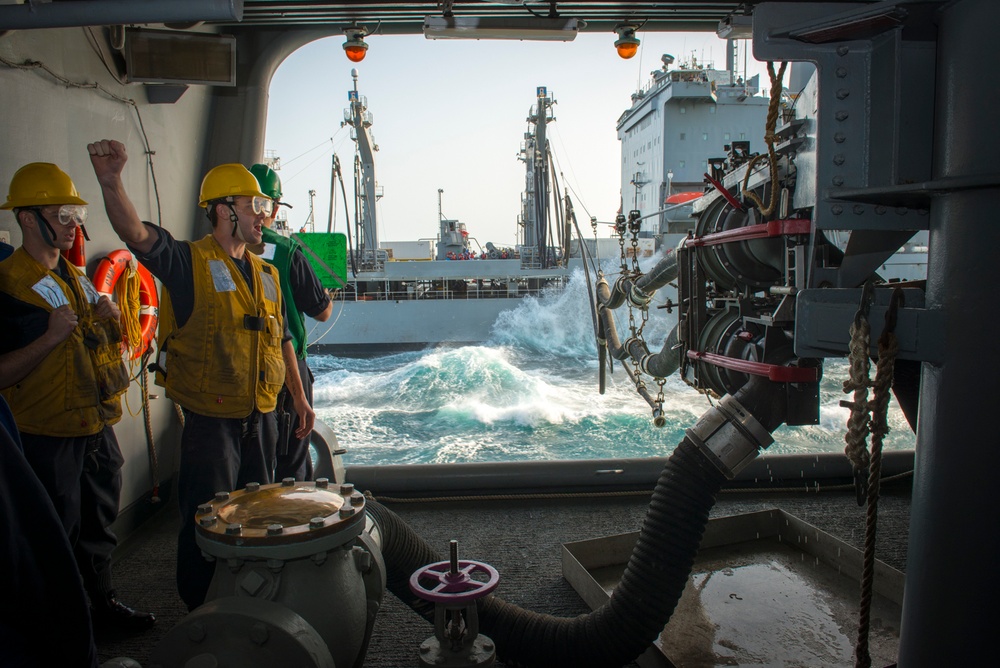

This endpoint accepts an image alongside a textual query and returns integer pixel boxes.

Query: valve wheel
[409,560,500,605]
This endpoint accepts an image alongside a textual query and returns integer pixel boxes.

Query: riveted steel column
[898,0,1000,664]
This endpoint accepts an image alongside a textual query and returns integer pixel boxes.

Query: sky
[264,31,771,247]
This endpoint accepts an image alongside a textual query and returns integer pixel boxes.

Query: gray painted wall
[1,25,345,515]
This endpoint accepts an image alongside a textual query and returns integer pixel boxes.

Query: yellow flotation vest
[155,236,285,418]
[0,248,128,436]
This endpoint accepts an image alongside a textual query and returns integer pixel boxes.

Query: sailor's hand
[94,294,121,321]
[87,139,128,185]
[293,395,315,440]
[45,305,78,343]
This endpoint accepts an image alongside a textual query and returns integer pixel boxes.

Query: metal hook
[884,287,905,334]
[853,279,875,328]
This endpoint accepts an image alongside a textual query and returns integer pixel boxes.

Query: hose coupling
[614,274,630,296]
[628,283,652,308]
[685,394,774,479]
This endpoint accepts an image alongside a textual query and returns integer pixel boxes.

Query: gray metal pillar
[203,28,328,176]
[898,0,1000,664]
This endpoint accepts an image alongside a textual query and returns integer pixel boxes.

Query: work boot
[91,591,156,632]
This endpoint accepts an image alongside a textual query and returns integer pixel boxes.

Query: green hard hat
[249,163,282,200]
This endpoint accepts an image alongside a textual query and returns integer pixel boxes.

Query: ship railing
[352,249,387,272]
[518,245,567,270]
[341,277,567,302]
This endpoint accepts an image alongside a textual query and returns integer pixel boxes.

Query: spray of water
[311,258,915,465]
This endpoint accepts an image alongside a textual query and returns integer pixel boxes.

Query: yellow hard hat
[198,163,269,208]
[2,162,87,210]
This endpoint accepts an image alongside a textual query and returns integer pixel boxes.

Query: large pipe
[367,374,788,667]
[0,0,243,31]
[348,450,914,497]
[599,249,678,310]
[597,277,680,379]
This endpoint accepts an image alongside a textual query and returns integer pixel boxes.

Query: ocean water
[309,263,916,467]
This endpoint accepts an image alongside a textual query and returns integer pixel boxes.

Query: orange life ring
[61,227,87,272]
[134,262,158,360]
[92,249,159,360]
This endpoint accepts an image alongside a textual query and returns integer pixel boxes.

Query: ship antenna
[437,188,444,222]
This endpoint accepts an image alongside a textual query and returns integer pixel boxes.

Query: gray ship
[305,73,574,355]
[618,51,769,249]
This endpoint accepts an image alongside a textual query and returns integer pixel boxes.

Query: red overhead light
[343,28,369,62]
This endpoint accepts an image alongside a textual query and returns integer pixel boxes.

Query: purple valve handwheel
[409,560,500,605]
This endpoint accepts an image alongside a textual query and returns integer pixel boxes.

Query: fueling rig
[596,52,926,438]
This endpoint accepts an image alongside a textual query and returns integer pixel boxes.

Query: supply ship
[303,73,574,355]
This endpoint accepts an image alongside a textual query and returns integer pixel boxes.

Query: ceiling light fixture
[614,24,640,59]
[343,26,369,62]
[423,16,582,41]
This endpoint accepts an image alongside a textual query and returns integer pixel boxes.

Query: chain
[613,210,669,422]
[628,210,642,278]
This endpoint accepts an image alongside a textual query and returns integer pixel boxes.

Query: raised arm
[87,139,158,254]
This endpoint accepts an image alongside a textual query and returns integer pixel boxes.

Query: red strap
[687,351,819,383]
[690,219,812,247]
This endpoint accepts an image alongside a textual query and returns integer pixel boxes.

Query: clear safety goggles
[252,196,274,216]
[53,204,88,226]
[227,196,274,217]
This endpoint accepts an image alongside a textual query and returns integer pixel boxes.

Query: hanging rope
[139,358,161,504]
[114,261,143,354]
[841,280,875,504]
[853,287,903,668]
[742,61,788,219]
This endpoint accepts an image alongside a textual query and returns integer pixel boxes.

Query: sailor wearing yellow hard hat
[87,138,314,610]
[0,161,157,637]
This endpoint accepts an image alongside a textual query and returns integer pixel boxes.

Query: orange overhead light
[343,27,369,62]
[614,25,640,59]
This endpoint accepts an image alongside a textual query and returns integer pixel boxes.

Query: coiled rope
[115,260,146,419]
[113,261,143,355]
[742,61,788,219]
[842,280,875,503]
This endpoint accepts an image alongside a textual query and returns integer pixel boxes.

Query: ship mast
[521,86,555,268]
[343,68,379,258]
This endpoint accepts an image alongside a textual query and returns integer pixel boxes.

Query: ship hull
[306,257,578,355]
[307,296,524,355]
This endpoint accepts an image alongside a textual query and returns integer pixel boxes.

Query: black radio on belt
[243,314,267,331]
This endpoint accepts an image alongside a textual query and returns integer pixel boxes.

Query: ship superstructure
[617,50,769,243]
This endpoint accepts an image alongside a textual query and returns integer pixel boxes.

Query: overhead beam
[0,0,243,31]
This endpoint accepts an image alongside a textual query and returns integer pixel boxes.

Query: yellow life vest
[0,248,128,436]
[155,236,285,417]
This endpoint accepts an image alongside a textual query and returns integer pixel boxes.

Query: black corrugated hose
[366,375,787,667]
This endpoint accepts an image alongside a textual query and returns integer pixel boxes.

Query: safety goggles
[253,196,274,216]
[48,204,88,226]
[229,196,274,217]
